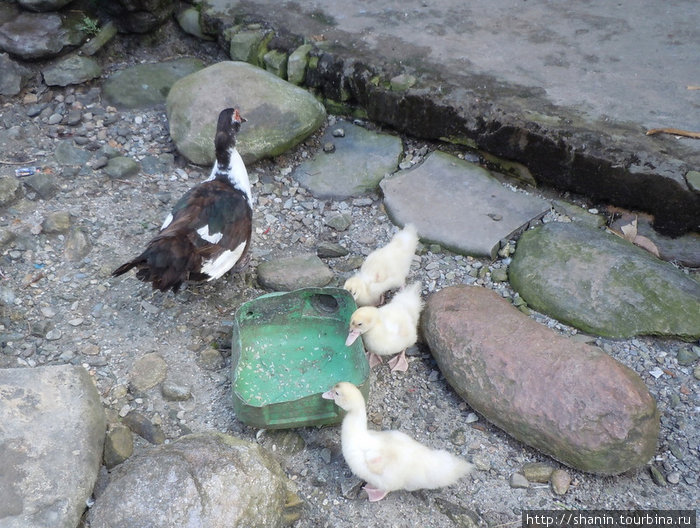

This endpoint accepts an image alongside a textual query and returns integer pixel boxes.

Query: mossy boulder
[509,222,700,339]
[166,61,326,165]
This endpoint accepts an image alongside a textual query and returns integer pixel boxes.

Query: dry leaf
[633,235,660,257]
[620,218,637,241]
[615,216,661,257]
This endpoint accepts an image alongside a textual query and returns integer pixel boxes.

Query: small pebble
[521,462,554,483]
[649,464,666,486]
[666,471,681,485]
[649,367,664,379]
[323,142,335,153]
[465,412,479,424]
[320,448,332,464]
[199,347,224,370]
[509,472,529,489]
[550,469,571,495]
[45,329,62,341]
[332,128,345,137]
[472,455,491,471]
[676,347,698,366]
[161,380,192,401]
[450,429,466,446]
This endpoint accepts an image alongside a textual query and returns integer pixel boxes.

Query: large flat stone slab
[201,1,699,236]
[0,365,105,528]
[381,151,550,258]
[509,222,700,339]
[422,286,659,475]
[293,120,402,199]
[166,61,326,165]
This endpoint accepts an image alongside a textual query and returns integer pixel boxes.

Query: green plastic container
[231,287,369,429]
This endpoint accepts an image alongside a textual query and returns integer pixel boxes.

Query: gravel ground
[1,25,697,527]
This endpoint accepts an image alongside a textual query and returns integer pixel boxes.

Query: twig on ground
[0,159,37,165]
[646,127,700,139]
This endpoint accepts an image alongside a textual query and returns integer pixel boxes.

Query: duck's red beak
[233,108,247,123]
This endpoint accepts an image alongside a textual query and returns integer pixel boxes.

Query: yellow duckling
[345,282,423,372]
[344,224,418,306]
[322,382,472,502]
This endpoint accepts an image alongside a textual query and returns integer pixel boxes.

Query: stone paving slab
[381,151,550,258]
[201,0,700,235]
[292,119,402,199]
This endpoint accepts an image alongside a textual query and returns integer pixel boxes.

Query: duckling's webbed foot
[387,350,408,372]
[367,351,384,368]
[363,484,388,502]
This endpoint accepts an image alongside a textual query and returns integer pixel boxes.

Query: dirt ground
[0,23,697,527]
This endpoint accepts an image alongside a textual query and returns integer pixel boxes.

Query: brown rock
[421,285,659,475]
[550,469,571,495]
[104,423,134,469]
[521,462,555,483]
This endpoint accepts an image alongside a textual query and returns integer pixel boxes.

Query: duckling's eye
[357,322,363,327]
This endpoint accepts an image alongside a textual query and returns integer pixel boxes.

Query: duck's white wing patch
[196,224,223,244]
[161,213,173,230]
[202,241,247,280]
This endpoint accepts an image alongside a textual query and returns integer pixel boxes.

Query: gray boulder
[0,53,32,96]
[176,6,213,40]
[101,0,175,33]
[17,0,74,11]
[257,254,334,291]
[509,222,700,339]
[421,285,659,475]
[102,58,205,109]
[381,151,550,258]
[0,11,87,60]
[87,432,302,528]
[166,61,326,165]
[293,119,402,199]
[0,365,105,528]
[42,54,102,87]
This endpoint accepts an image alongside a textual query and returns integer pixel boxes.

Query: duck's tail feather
[112,235,198,292]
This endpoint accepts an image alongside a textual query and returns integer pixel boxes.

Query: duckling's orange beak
[345,329,361,346]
